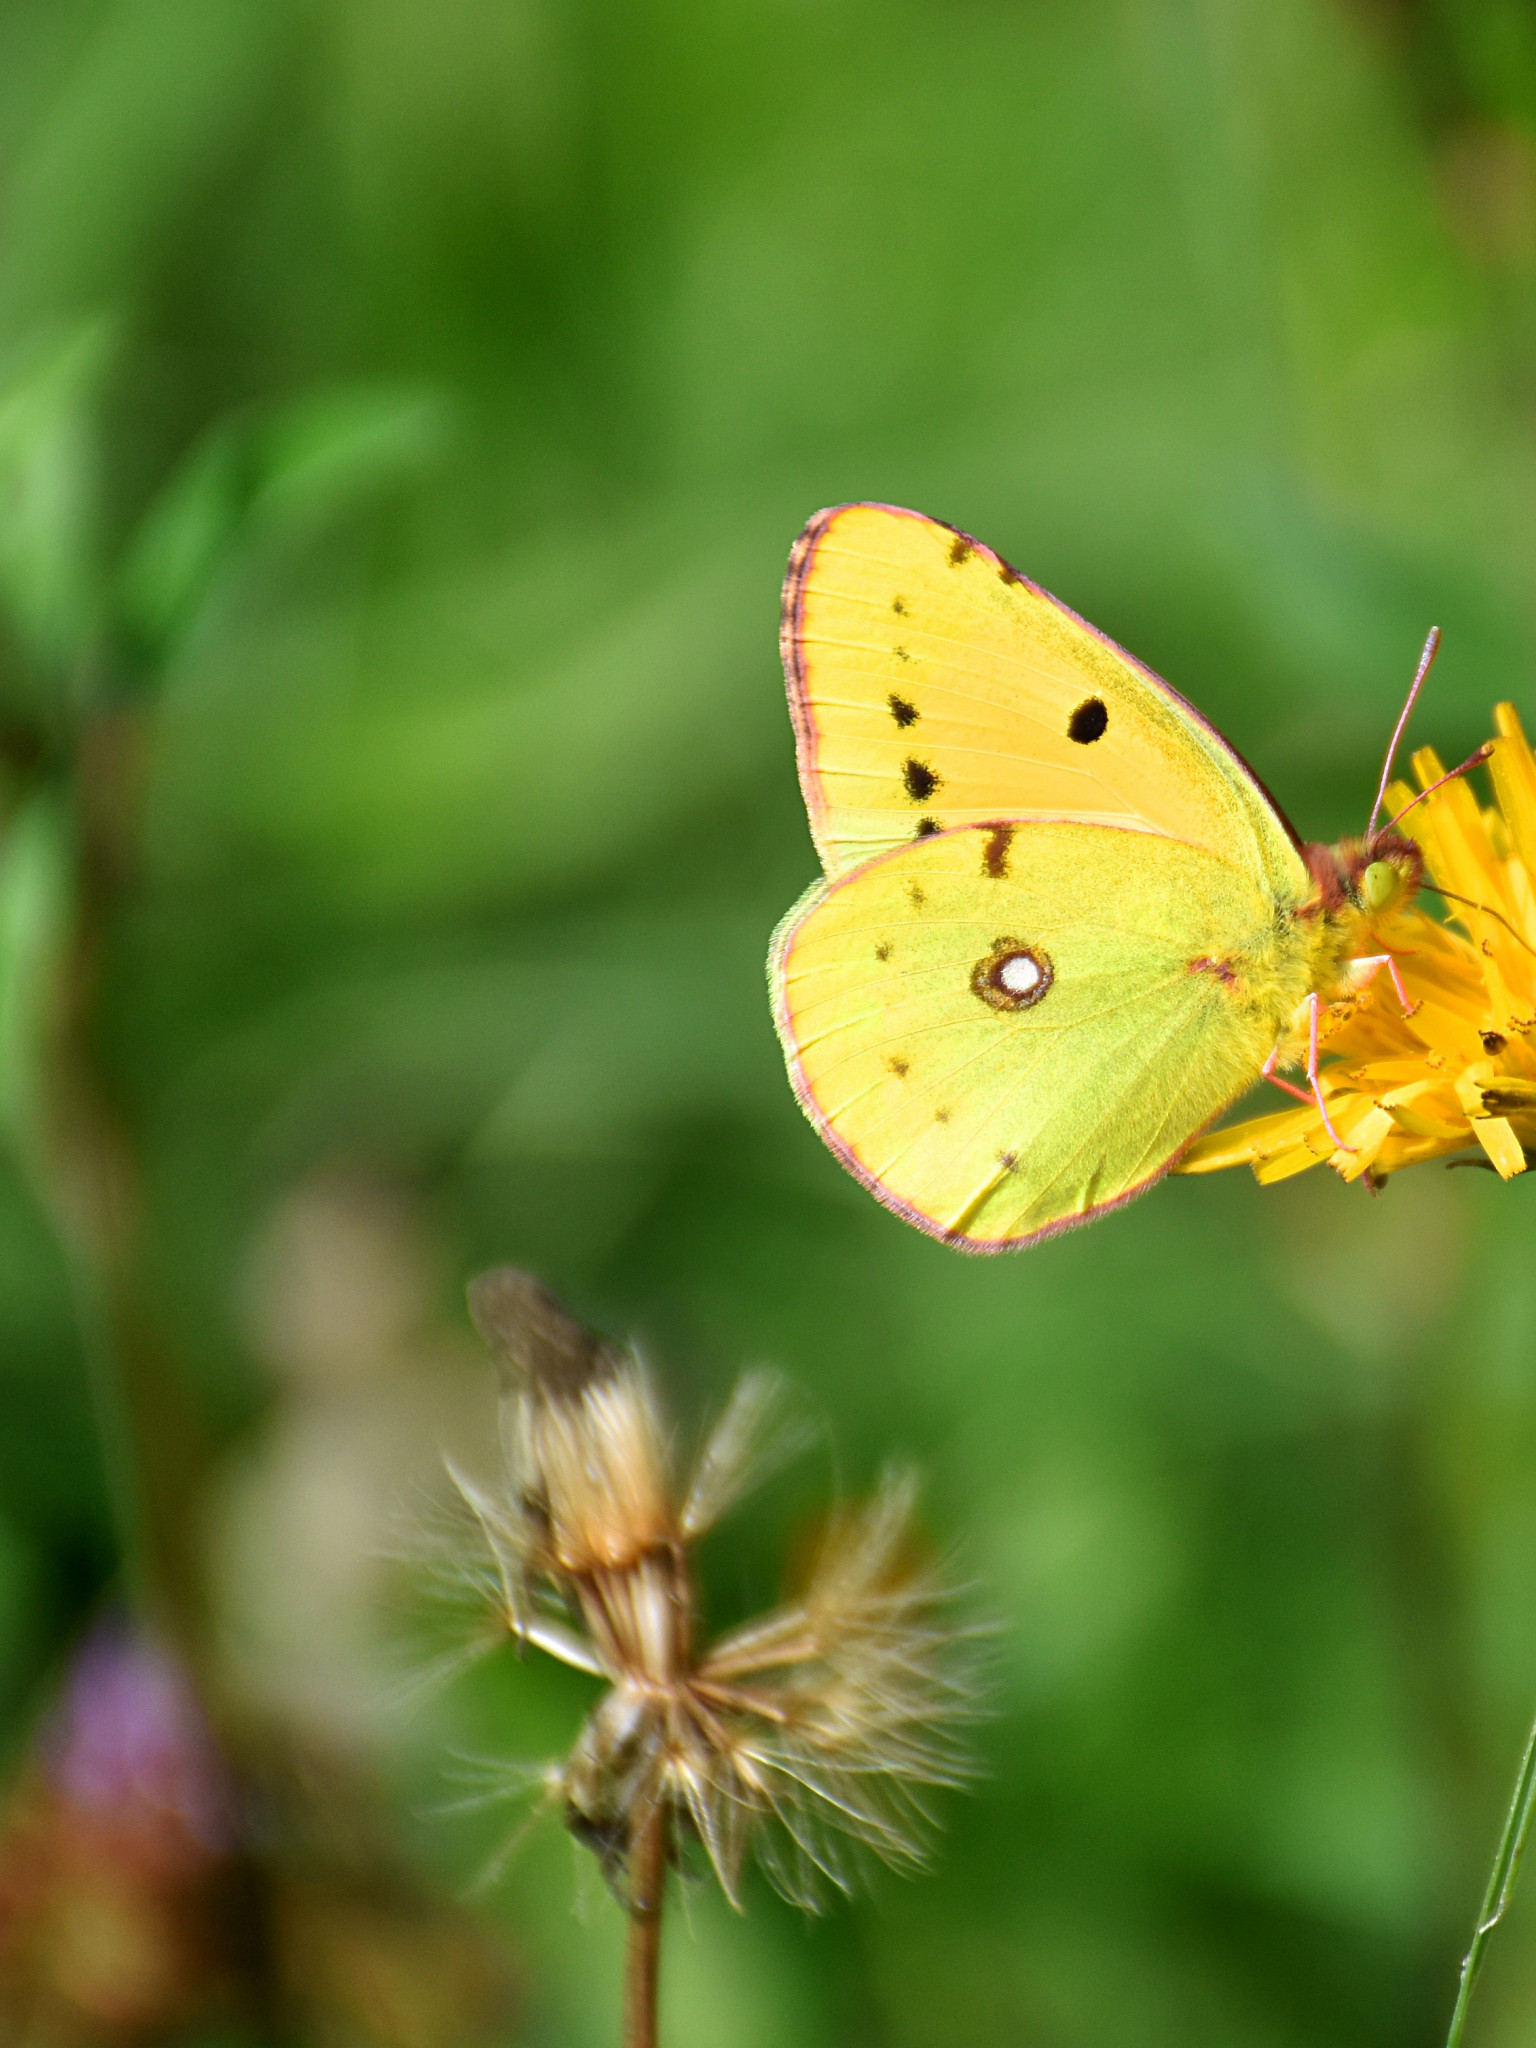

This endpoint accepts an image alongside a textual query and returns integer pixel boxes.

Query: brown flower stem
[623,1808,668,2048]
[28,710,212,1663]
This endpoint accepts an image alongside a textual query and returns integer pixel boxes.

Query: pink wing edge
[766,866,1228,1256]
[777,501,1303,859]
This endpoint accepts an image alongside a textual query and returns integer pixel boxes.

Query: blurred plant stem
[1443,1702,1536,2046]
[23,705,210,1662]
[623,1808,667,2048]
[0,338,448,1677]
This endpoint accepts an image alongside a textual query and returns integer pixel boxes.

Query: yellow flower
[1177,702,1536,1188]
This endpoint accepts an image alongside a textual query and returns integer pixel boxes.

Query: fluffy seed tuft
[427,1269,980,1913]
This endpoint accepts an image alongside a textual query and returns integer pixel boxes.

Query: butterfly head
[1356,835,1423,915]
[1306,831,1424,919]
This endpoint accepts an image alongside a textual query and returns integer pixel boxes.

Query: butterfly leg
[1303,990,1355,1153]
[1260,1045,1313,1106]
[1347,952,1419,1016]
[1261,1023,1352,1150]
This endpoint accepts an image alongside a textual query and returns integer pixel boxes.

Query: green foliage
[0,322,108,680]
[0,793,69,1140]
[2,0,1536,2042]
[119,383,450,657]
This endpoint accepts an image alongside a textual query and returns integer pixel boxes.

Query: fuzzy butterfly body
[769,503,1417,1250]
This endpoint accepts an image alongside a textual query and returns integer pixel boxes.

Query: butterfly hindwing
[772,823,1310,1249]
[783,503,1306,901]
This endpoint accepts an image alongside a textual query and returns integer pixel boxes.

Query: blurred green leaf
[116,421,246,657]
[0,321,108,679]
[120,384,449,657]
[0,793,70,1144]
[249,384,451,537]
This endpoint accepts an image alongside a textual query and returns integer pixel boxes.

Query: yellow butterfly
[769,502,1434,1251]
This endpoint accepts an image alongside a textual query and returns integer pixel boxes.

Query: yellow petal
[1386,1102,1470,1141]
[1358,1060,1452,1087]
[1471,1115,1527,1179]
[1455,1060,1496,1115]
[1175,1107,1316,1174]
[1377,1069,1470,1137]
[1374,1128,1468,1174]
[1491,704,1536,879]
[1254,1139,1332,1185]
[1335,1105,1395,1181]
[1406,747,1509,886]
[1385,776,1417,822]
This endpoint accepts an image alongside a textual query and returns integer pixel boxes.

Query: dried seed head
[435,1269,982,1915]
[469,1268,673,1579]
[466,1268,619,1398]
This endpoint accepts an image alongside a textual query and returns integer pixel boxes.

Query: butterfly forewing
[772,824,1304,1249]
[784,503,1305,901]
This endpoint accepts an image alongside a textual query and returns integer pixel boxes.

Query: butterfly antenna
[1367,626,1440,843]
[1427,880,1536,959]
[1384,743,1493,834]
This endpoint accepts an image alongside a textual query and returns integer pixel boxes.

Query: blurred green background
[3,0,1536,2042]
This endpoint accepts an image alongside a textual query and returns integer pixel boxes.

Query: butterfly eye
[1360,859,1401,912]
[971,941,1054,1012]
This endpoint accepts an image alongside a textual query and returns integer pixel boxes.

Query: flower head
[434,1270,977,1913]
[1178,702,1536,1187]
[0,1616,236,2037]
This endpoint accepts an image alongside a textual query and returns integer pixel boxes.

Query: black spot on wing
[982,824,1014,878]
[902,758,940,801]
[907,882,926,907]
[887,1055,909,1078]
[892,595,907,615]
[915,816,941,837]
[874,942,891,961]
[892,645,913,664]
[997,561,1024,587]
[934,1106,952,1124]
[888,693,918,727]
[1068,697,1108,744]
[948,533,974,567]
